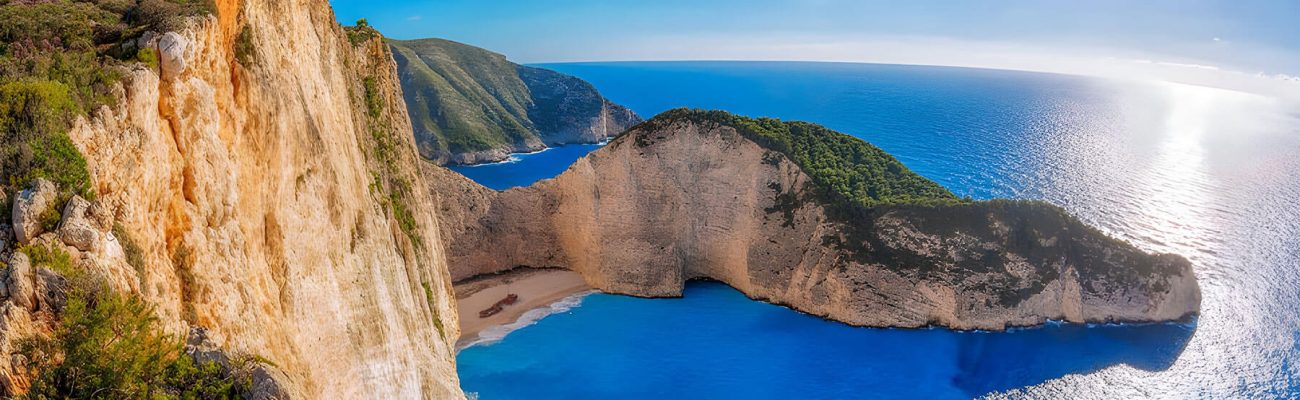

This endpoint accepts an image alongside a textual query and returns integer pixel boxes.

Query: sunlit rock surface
[433,111,1200,331]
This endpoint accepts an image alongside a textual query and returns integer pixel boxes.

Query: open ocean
[453,61,1300,399]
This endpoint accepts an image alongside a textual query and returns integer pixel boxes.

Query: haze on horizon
[331,0,1300,99]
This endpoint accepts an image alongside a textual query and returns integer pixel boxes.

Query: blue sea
[453,62,1300,398]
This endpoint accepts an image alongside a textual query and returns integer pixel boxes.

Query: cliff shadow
[951,319,1197,397]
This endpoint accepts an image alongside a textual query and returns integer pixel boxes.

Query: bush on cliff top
[0,0,212,201]
[636,108,962,208]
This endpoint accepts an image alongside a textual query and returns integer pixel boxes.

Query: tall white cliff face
[66,0,462,397]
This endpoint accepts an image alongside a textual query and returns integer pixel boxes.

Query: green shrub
[135,46,159,70]
[18,289,239,399]
[1,0,217,203]
[233,25,254,66]
[16,242,240,398]
[131,0,213,34]
[423,282,446,340]
[344,18,379,46]
[36,204,62,233]
[113,223,146,277]
[18,244,75,278]
[360,74,423,247]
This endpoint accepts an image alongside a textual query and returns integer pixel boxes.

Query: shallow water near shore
[454,61,1300,398]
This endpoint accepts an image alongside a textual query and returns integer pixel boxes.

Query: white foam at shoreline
[458,290,596,352]
[454,139,612,168]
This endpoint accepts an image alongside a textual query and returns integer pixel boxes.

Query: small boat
[478,293,519,318]
[479,305,502,318]
[500,293,519,305]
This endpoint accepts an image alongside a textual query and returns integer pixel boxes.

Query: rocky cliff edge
[432,109,1201,330]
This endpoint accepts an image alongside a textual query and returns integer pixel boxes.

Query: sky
[330,0,1300,97]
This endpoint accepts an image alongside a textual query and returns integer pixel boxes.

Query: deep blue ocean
[453,62,1300,399]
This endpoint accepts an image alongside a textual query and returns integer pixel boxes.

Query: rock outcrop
[10,179,56,245]
[432,110,1201,330]
[0,179,143,392]
[36,0,463,398]
[389,38,641,165]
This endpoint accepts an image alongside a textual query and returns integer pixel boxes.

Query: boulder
[5,253,33,310]
[11,179,56,245]
[243,363,296,400]
[0,224,12,259]
[185,327,230,368]
[158,32,189,80]
[33,267,67,314]
[56,196,100,253]
[185,327,298,399]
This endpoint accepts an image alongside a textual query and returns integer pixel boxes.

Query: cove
[457,282,1194,399]
[453,61,1300,397]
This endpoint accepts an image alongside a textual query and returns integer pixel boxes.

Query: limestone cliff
[21,1,463,397]
[389,38,641,165]
[432,110,1201,330]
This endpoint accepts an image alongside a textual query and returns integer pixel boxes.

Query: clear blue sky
[330,0,1299,80]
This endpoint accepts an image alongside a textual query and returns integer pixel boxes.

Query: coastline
[446,136,615,167]
[454,268,593,349]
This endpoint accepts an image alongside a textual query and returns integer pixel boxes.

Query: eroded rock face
[60,1,462,398]
[11,179,56,245]
[57,196,99,253]
[0,180,146,395]
[5,253,34,310]
[433,118,1201,330]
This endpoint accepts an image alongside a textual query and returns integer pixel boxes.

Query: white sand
[454,269,590,347]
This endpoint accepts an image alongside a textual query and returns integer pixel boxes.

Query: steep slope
[7,1,463,398]
[431,109,1201,330]
[389,38,640,164]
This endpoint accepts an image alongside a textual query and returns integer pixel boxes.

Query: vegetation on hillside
[387,38,535,156]
[1,3,233,396]
[16,244,241,399]
[637,109,962,207]
[386,38,639,163]
[0,0,213,204]
[360,74,423,249]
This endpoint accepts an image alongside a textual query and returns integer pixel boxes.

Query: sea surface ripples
[456,61,1300,399]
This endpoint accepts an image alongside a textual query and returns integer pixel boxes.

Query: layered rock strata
[4,0,465,397]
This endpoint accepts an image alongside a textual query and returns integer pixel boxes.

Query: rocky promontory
[431,109,1201,330]
[389,38,641,165]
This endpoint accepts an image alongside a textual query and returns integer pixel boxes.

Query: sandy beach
[454,268,591,347]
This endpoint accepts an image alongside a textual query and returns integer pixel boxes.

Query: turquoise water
[455,62,1300,398]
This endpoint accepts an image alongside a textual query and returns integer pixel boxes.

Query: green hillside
[387,38,640,164]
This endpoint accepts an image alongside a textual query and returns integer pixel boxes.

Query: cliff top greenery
[630,110,1177,302]
[636,108,963,208]
[387,37,535,156]
[0,0,212,204]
